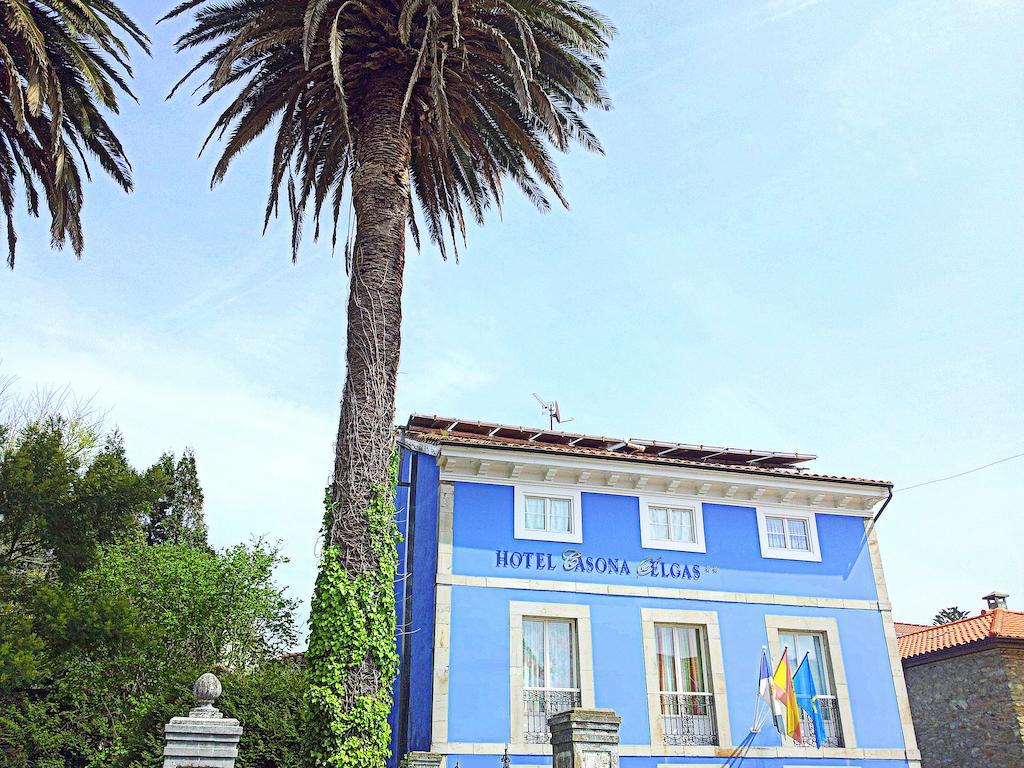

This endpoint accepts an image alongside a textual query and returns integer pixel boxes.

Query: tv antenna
[533,393,574,430]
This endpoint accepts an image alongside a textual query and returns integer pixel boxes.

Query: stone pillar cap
[548,708,622,723]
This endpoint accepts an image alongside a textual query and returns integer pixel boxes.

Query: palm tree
[165,1,613,764]
[0,1,148,268]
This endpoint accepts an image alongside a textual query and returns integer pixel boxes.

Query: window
[756,508,820,562]
[655,624,718,745]
[641,608,732,749]
[777,631,844,748]
[767,516,810,551]
[764,615,856,749]
[525,495,571,533]
[513,485,582,543]
[639,498,706,552]
[522,619,581,742]
[509,602,594,746]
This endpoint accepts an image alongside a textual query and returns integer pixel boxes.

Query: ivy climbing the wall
[305,455,400,768]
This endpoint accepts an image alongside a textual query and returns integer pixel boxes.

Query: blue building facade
[389,415,920,768]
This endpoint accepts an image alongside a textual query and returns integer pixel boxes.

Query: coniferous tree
[933,606,970,625]
[142,449,208,548]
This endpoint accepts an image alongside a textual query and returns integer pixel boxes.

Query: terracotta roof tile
[898,609,1024,659]
[404,415,891,487]
[894,622,929,636]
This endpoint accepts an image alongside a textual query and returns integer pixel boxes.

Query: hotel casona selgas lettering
[494,548,718,581]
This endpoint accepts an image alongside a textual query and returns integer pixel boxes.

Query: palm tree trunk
[331,82,411,557]
[307,77,412,766]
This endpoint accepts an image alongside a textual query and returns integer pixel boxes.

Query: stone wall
[903,645,1024,768]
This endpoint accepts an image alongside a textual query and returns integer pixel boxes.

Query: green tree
[0,419,154,581]
[0,1,149,268]
[933,606,970,625]
[165,3,613,763]
[142,448,208,548]
[0,539,300,768]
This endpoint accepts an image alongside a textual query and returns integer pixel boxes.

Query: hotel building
[389,415,919,768]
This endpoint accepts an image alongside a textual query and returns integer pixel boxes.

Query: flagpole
[751,645,769,733]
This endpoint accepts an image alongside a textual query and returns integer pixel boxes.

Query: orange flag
[772,648,803,742]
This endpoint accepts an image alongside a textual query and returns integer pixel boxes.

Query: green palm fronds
[165,0,614,260]
[1,0,149,268]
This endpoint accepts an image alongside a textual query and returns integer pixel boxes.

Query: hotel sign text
[494,548,718,581]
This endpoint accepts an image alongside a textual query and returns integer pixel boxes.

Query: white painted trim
[639,497,707,553]
[431,743,919,760]
[437,572,882,612]
[438,445,888,514]
[640,608,731,749]
[508,601,595,745]
[431,583,452,745]
[513,484,583,544]
[865,519,920,753]
[764,615,857,749]
[444,472,880,519]
[756,507,822,562]
[431,482,455,745]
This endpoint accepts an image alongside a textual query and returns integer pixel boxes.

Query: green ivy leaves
[306,455,400,768]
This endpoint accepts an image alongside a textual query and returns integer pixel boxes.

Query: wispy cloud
[761,0,828,23]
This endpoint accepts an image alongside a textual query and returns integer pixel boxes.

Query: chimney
[983,591,1009,610]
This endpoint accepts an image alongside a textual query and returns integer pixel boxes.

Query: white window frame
[764,615,857,749]
[639,496,706,553]
[509,602,595,746]
[641,608,732,751]
[756,507,821,562]
[513,484,583,544]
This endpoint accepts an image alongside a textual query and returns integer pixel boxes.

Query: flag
[758,647,780,717]
[793,653,826,748]
[772,647,802,742]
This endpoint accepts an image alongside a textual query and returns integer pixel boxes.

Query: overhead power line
[896,451,1024,493]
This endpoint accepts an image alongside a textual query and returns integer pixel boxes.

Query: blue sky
[1,0,1021,632]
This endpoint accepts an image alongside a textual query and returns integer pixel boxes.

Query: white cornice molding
[436,445,887,516]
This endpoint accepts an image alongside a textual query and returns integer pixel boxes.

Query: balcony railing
[659,691,719,746]
[523,688,582,743]
[797,695,844,748]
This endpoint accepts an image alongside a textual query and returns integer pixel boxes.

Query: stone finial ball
[193,672,222,706]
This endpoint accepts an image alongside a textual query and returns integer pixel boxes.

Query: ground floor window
[641,608,732,749]
[779,630,844,748]
[509,602,595,746]
[655,624,718,745]
[765,615,856,749]
[522,618,581,742]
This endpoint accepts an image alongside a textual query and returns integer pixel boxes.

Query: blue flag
[792,653,825,748]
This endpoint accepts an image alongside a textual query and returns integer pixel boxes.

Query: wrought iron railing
[797,695,844,748]
[522,688,581,743]
[659,692,718,746]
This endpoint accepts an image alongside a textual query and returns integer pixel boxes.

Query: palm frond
[167,0,613,261]
[1,0,148,267]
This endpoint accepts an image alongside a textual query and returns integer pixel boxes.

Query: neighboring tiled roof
[894,622,929,636]
[403,414,892,487]
[898,610,1024,660]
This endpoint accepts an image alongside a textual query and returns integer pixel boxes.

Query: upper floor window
[514,485,583,543]
[756,507,820,562]
[639,498,706,552]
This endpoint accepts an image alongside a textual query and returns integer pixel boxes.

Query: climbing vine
[305,455,400,768]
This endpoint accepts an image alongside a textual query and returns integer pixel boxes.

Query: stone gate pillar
[548,709,621,768]
[163,672,243,768]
